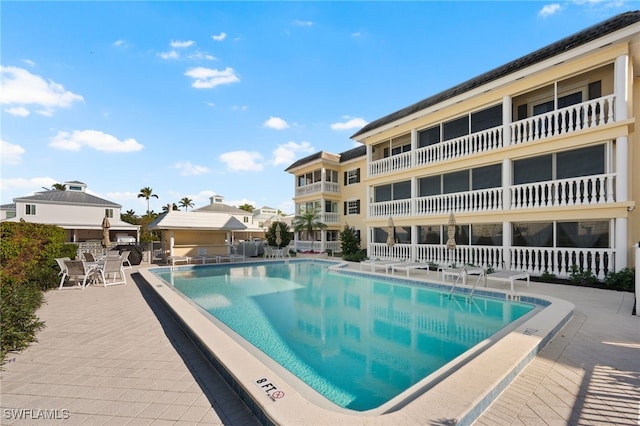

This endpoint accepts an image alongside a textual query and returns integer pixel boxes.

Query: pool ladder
[448,268,486,301]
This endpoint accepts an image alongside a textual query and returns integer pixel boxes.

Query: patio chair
[55,257,71,276]
[59,260,98,290]
[82,252,96,262]
[486,270,530,292]
[95,257,127,287]
[263,246,274,259]
[119,250,132,269]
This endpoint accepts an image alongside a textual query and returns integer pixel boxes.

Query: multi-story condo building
[287,11,640,279]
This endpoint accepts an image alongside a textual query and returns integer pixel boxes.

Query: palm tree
[292,209,327,246]
[138,187,159,215]
[179,197,194,211]
[162,203,179,212]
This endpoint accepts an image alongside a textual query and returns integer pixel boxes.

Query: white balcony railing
[369,199,412,218]
[415,188,502,216]
[415,127,503,168]
[321,212,340,224]
[510,173,615,209]
[366,96,616,178]
[295,181,340,197]
[510,95,615,146]
[368,243,612,279]
[510,247,614,280]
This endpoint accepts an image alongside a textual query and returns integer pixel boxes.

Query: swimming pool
[141,259,573,425]
[155,261,535,411]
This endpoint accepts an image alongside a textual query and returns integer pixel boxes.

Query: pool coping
[139,260,574,426]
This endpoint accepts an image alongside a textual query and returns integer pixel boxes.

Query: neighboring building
[286,146,367,253]
[146,210,248,260]
[287,12,640,279]
[0,180,139,243]
[253,206,282,229]
[192,194,265,240]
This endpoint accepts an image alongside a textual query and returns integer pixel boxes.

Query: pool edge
[138,262,574,425]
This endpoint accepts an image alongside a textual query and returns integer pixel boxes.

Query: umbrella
[101,216,111,248]
[386,216,395,247]
[446,212,456,250]
[275,222,282,248]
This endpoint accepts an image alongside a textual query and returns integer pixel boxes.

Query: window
[418,226,441,244]
[374,181,411,202]
[345,168,360,185]
[443,116,469,141]
[470,104,502,133]
[472,164,501,190]
[443,170,469,194]
[344,200,360,215]
[513,155,552,185]
[325,201,338,213]
[471,224,502,246]
[243,216,249,223]
[25,204,36,215]
[514,145,605,185]
[512,222,553,247]
[556,221,608,248]
[326,170,339,183]
[326,231,339,242]
[418,126,440,148]
[105,209,114,218]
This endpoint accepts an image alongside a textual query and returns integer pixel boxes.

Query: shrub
[339,225,361,256]
[604,268,635,292]
[569,264,598,285]
[343,249,368,262]
[265,222,291,248]
[0,221,72,363]
[540,269,557,283]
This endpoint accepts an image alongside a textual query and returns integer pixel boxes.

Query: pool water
[156,261,534,411]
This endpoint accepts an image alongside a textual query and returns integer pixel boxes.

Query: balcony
[320,212,340,224]
[368,95,616,178]
[368,174,616,219]
[295,181,340,197]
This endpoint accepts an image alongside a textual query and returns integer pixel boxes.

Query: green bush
[604,268,635,292]
[569,264,598,285]
[265,222,291,248]
[540,269,557,282]
[339,225,361,256]
[343,249,368,262]
[1,221,72,363]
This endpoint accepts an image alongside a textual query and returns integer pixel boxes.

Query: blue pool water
[155,261,535,411]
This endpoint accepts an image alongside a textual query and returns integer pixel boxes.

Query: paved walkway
[1,262,638,425]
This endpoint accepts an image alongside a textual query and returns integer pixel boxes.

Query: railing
[415,127,503,168]
[368,243,412,261]
[294,240,340,253]
[321,212,340,224]
[295,181,340,196]
[414,244,503,268]
[510,247,614,280]
[510,95,615,146]
[368,151,412,176]
[415,188,502,216]
[510,173,615,209]
[366,96,615,178]
[369,199,412,218]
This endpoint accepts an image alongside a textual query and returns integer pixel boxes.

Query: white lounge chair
[440,266,484,285]
[59,260,98,290]
[55,257,71,276]
[95,257,127,287]
[360,259,407,273]
[486,270,530,292]
[391,262,432,277]
[168,256,191,267]
[119,250,132,269]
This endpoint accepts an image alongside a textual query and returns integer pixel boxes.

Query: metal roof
[147,211,248,231]
[14,189,120,207]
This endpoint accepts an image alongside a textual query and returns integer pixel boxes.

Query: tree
[292,209,327,243]
[179,197,194,211]
[238,203,254,212]
[339,225,361,256]
[137,187,159,215]
[162,203,179,212]
[265,222,291,248]
[121,209,138,224]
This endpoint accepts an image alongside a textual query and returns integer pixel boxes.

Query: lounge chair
[119,250,132,269]
[263,246,274,259]
[486,270,530,292]
[168,256,191,267]
[440,266,484,285]
[59,260,99,289]
[95,257,126,287]
[391,262,432,277]
[82,252,96,262]
[360,259,407,273]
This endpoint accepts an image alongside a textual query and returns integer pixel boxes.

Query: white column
[411,225,418,262]
[502,158,511,210]
[366,145,373,177]
[502,221,511,270]
[169,231,175,258]
[411,128,418,167]
[502,95,512,146]
[614,55,629,271]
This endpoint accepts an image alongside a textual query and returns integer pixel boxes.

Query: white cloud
[185,67,240,89]
[188,51,216,61]
[272,141,314,166]
[330,116,368,130]
[158,50,179,60]
[539,4,562,17]
[219,150,264,171]
[171,40,195,48]
[0,177,57,193]
[49,130,144,152]
[263,116,289,130]
[22,59,36,68]
[293,20,313,27]
[232,105,248,111]
[113,39,128,48]
[225,197,258,208]
[171,161,211,176]
[0,66,84,116]
[212,32,227,41]
[1,140,26,165]
[5,106,30,117]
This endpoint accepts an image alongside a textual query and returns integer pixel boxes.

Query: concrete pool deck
[0,260,638,425]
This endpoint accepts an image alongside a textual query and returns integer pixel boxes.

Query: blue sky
[1,1,635,215]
